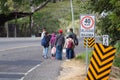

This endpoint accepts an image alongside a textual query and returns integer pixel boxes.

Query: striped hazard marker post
[84,38,95,48]
[85,43,116,80]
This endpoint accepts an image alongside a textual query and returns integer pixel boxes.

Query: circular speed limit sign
[80,15,95,37]
[81,16,94,29]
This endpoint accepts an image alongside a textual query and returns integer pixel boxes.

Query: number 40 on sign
[80,15,95,38]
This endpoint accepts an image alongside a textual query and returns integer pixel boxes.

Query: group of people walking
[41,27,78,61]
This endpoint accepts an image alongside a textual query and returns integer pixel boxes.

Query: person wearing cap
[55,29,65,60]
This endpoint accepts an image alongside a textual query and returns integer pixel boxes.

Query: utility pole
[70,0,75,31]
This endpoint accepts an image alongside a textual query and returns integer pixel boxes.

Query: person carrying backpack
[68,28,79,46]
[41,27,46,57]
[67,28,79,58]
[41,31,50,59]
[55,29,65,60]
[64,35,75,60]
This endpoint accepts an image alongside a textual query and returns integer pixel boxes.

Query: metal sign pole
[86,38,88,75]
[80,14,95,75]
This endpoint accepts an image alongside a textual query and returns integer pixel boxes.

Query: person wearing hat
[55,29,65,60]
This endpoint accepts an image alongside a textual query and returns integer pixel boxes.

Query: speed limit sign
[80,15,95,37]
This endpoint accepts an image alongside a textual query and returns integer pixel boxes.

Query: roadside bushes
[76,41,120,68]
[113,41,120,67]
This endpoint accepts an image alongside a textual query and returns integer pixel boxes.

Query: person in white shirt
[41,27,46,57]
[41,27,46,40]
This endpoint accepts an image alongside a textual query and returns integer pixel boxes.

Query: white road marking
[19,64,41,80]
[0,45,42,80]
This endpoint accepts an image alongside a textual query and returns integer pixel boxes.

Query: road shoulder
[57,59,120,80]
[23,59,62,80]
[57,59,86,80]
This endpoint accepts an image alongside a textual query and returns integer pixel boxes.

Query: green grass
[76,50,92,62]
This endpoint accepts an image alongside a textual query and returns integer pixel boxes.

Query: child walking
[50,33,56,59]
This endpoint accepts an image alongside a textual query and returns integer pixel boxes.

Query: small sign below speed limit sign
[80,15,95,37]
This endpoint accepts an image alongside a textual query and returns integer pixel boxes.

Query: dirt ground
[57,59,120,80]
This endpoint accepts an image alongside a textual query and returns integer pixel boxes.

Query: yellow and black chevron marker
[84,38,95,48]
[85,43,116,80]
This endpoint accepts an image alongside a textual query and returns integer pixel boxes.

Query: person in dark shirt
[67,28,79,58]
[55,29,65,60]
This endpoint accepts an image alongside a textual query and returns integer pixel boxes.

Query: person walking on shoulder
[55,29,65,60]
[64,35,75,60]
[41,31,51,59]
[50,32,56,59]
[41,27,47,57]
[67,28,79,57]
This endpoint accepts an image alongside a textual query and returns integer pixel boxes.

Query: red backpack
[67,39,73,48]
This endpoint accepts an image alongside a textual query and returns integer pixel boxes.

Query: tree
[90,0,120,45]
[0,0,50,37]
[29,0,50,36]
[0,0,50,13]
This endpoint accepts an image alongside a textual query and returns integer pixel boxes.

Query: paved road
[0,37,91,80]
[22,38,86,80]
[0,38,43,80]
[0,38,41,51]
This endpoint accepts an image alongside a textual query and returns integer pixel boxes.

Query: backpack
[67,39,74,48]
[74,37,78,46]
[41,36,47,47]
[72,34,79,46]
[56,34,65,46]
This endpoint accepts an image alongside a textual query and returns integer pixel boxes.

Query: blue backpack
[41,36,47,47]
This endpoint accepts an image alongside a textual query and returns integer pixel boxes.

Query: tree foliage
[90,0,120,45]
[0,0,50,37]
[0,0,92,37]
[0,0,49,14]
[33,0,89,34]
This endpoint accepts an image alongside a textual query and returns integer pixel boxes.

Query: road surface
[0,37,87,80]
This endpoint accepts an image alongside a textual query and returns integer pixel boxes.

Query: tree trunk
[30,0,34,37]
[5,22,9,37]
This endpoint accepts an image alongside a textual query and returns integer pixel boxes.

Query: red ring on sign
[80,16,94,29]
